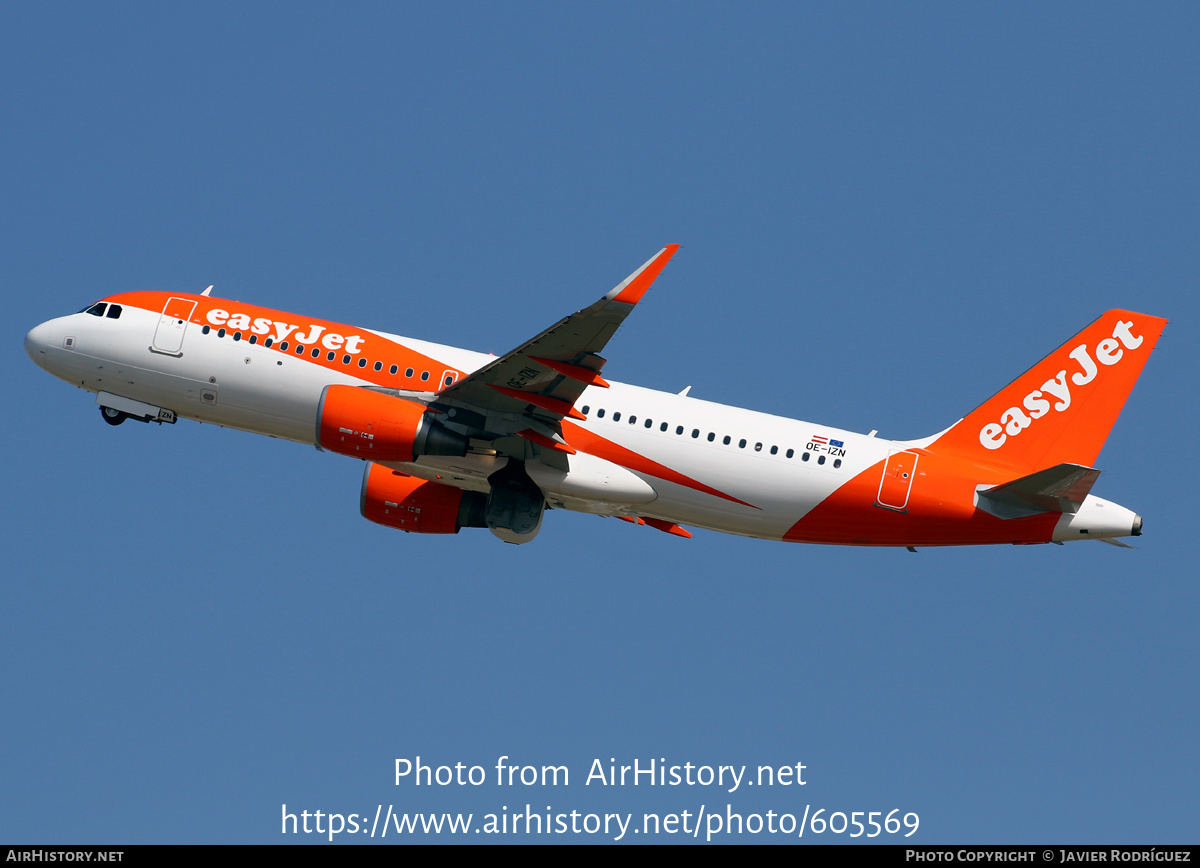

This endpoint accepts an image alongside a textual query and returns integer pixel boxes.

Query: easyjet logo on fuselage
[979,319,1144,451]
[205,308,367,354]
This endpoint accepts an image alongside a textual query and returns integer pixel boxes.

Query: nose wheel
[100,405,127,426]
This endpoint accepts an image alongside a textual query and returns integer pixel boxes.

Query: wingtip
[608,245,682,305]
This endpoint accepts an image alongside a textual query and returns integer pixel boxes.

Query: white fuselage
[27,291,1154,547]
[25,302,893,540]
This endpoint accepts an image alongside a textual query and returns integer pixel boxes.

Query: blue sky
[3,2,1197,843]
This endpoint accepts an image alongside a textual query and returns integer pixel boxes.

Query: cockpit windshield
[79,302,122,319]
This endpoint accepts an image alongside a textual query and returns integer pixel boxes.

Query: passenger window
[629,415,637,424]
[296,344,305,354]
[406,368,414,377]
[613,412,622,422]
[390,365,398,375]
[818,455,826,465]
[249,335,257,344]
[676,426,684,435]
[738,439,746,448]
[645,419,653,429]
[723,435,731,445]
[597,409,605,418]
[265,338,274,348]
[219,328,228,338]
[105,304,122,319]
[660,422,668,432]
[802,452,810,462]
[277,339,286,349]
[582,405,590,415]
[691,429,699,438]
[202,325,211,335]
[833,458,842,468]
[786,448,794,458]
[312,348,321,358]
[421,371,429,381]
[328,351,336,361]
[359,358,368,368]
[707,432,715,442]
[343,355,351,364]
[770,445,778,455]
[233,332,242,341]
[755,442,762,451]
[375,361,383,371]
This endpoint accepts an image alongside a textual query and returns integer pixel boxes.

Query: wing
[428,245,680,458]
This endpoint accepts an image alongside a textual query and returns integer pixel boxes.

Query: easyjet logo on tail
[205,308,367,354]
[979,320,1144,451]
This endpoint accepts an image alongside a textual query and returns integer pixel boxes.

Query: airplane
[25,246,1167,547]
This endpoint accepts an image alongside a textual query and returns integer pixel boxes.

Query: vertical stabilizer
[929,310,1166,472]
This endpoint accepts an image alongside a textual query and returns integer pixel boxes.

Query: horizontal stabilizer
[976,463,1100,520]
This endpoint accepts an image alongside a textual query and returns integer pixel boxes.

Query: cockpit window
[105,304,122,319]
[82,302,107,317]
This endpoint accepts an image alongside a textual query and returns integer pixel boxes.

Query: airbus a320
[25,246,1166,547]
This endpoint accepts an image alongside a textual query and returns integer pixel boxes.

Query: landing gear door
[877,450,919,512]
[152,297,197,356]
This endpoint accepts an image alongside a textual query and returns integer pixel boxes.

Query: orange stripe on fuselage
[784,448,1059,546]
[106,291,464,392]
[561,420,759,510]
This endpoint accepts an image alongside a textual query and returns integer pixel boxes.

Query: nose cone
[25,320,56,368]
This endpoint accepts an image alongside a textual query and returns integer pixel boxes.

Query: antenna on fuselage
[201,285,213,297]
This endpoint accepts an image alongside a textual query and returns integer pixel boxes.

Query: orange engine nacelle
[360,463,486,534]
[317,385,467,462]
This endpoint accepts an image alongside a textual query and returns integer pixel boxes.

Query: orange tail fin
[929,310,1167,472]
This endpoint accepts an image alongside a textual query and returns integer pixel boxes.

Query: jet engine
[360,463,486,534]
[317,385,468,462]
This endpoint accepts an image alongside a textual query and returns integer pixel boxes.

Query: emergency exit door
[877,450,919,511]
